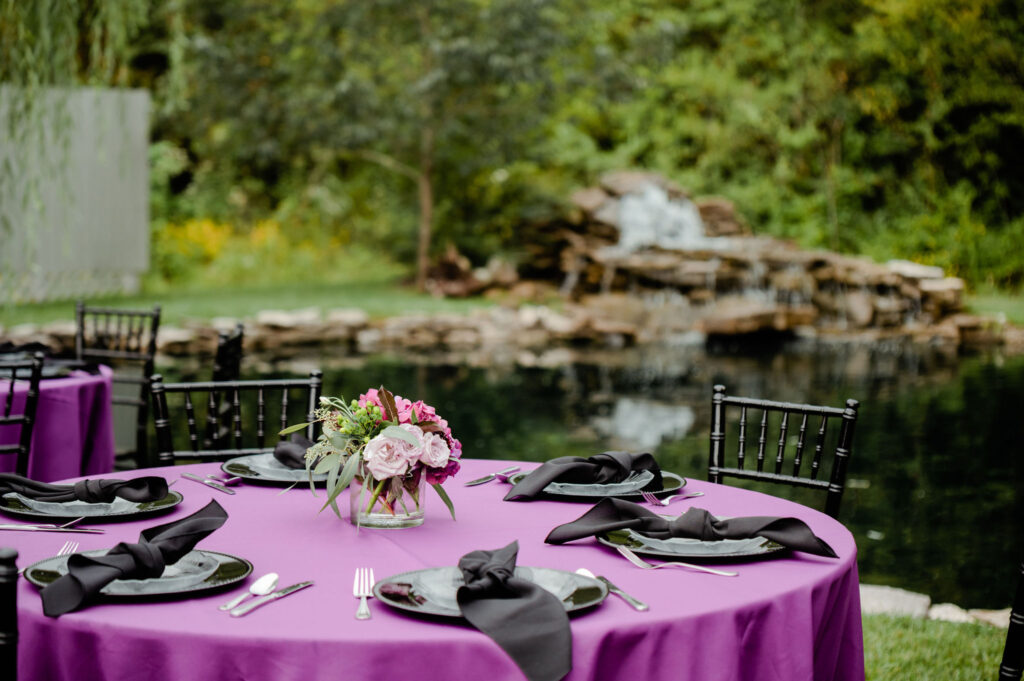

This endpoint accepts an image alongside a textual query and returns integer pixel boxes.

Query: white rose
[418,431,450,468]
[362,435,414,479]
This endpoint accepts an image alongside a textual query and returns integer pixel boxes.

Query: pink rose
[362,434,416,479]
[418,431,450,468]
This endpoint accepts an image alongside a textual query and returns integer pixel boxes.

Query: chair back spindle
[708,384,860,519]
[150,372,323,464]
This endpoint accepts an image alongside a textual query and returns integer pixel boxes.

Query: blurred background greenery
[6,0,1024,296]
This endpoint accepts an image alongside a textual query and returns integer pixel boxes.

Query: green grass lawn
[862,614,1006,680]
[966,288,1024,326]
[0,280,495,329]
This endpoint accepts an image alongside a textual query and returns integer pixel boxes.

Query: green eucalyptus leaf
[320,454,359,515]
[279,422,312,436]
[314,451,341,475]
[276,481,299,495]
[328,431,352,449]
[431,483,456,521]
[380,425,420,447]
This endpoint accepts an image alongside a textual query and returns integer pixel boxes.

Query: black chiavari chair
[0,352,44,476]
[205,324,245,449]
[0,547,16,680]
[708,384,860,519]
[150,372,322,465]
[75,301,162,468]
[1000,553,1024,680]
[212,324,244,383]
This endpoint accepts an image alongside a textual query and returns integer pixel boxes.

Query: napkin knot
[667,508,720,541]
[105,541,166,579]
[458,558,517,597]
[73,479,111,503]
[273,433,313,469]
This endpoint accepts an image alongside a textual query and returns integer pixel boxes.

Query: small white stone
[928,602,975,624]
[859,584,930,618]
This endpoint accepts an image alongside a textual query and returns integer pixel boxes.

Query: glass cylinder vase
[349,462,426,529]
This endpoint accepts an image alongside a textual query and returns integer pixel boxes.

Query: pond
[163,340,1024,610]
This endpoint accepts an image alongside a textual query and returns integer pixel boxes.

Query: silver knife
[230,581,314,617]
[181,473,236,495]
[463,465,520,486]
[0,525,105,534]
[575,568,648,611]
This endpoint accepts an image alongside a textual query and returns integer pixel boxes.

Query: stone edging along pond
[1,293,1020,361]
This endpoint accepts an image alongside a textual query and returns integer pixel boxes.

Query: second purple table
[0,366,114,481]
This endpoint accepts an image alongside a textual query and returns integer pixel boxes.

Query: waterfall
[611,185,731,252]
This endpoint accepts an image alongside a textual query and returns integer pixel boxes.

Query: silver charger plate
[221,452,327,486]
[24,549,254,598]
[373,566,608,618]
[0,490,184,523]
[506,471,687,500]
[597,527,786,562]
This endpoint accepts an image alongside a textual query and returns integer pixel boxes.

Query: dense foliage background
[7,0,1024,290]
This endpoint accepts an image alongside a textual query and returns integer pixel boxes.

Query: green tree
[166,0,563,289]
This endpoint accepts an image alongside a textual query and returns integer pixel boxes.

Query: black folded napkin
[457,541,572,681]
[545,498,837,558]
[504,451,663,501]
[0,473,168,504]
[273,433,314,469]
[40,499,229,617]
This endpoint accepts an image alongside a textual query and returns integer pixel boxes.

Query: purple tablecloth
[11,459,864,681]
[0,366,114,481]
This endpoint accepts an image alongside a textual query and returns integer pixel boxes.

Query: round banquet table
[0,366,115,481]
[11,459,864,681]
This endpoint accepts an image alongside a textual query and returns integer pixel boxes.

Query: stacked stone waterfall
[550,170,975,341]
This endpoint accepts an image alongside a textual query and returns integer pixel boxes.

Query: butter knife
[181,473,236,495]
[463,465,520,486]
[575,568,648,611]
[229,581,314,617]
[0,525,105,534]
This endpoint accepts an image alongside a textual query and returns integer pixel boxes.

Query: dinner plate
[221,452,327,486]
[505,471,687,501]
[23,549,253,598]
[0,490,184,523]
[597,527,786,562]
[373,566,608,618]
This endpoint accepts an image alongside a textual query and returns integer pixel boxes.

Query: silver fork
[639,490,704,506]
[353,567,374,620]
[616,545,738,577]
[19,540,79,576]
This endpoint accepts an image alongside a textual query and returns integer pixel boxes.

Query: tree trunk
[415,125,435,292]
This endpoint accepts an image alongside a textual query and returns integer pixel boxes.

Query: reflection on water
[168,341,1024,608]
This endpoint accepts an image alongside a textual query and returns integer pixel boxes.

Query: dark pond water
[165,340,1024,609]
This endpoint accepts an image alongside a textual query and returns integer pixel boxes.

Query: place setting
[20,500,254,615]
[369,540,609,681]
[0,472,184,526]
[219,433,329,487]
[499,451,693,503]
[544,497,840,573]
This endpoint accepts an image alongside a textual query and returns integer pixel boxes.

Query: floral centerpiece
[282,386,461,528]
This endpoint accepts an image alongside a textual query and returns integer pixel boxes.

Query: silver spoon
[219,572,279,611]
